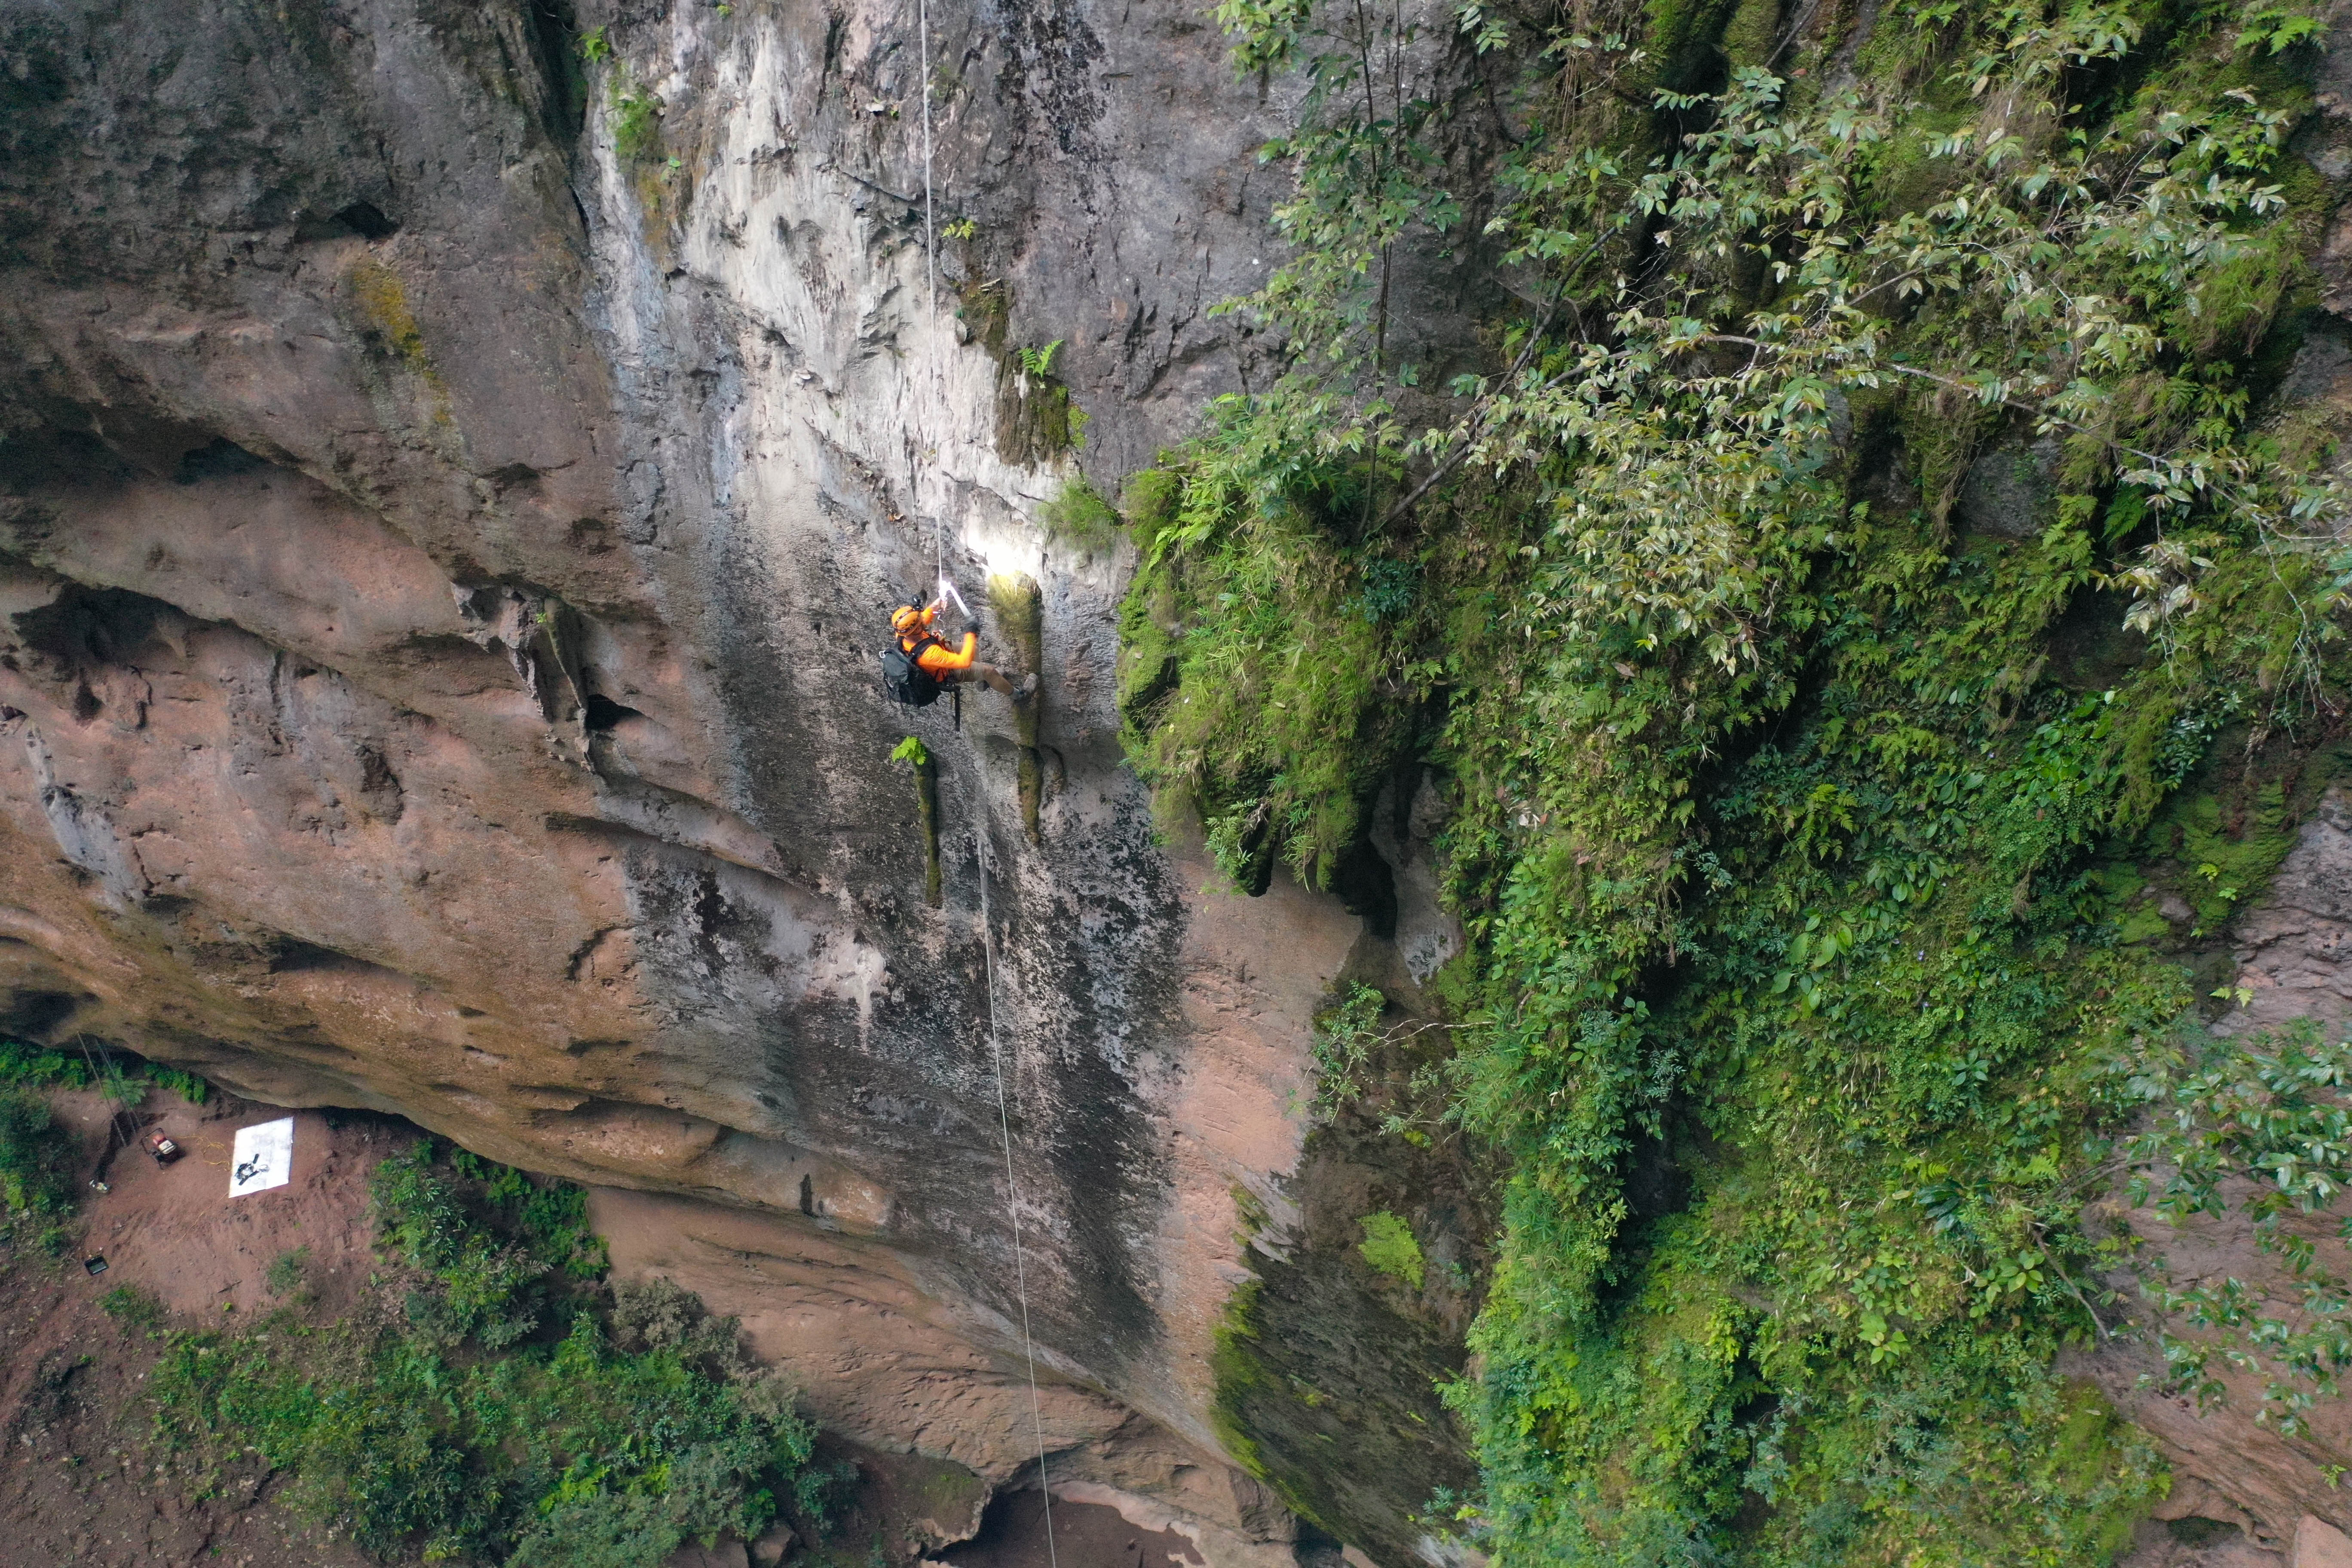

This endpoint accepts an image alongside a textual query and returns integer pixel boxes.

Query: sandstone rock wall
[0,1,1438,1559]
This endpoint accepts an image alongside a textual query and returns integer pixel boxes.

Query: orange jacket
[900,604,977,674]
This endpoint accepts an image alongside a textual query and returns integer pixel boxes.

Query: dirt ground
[938,1491,1203,1568]
[0,1089,1057,1568]
[0,1088,391,1568]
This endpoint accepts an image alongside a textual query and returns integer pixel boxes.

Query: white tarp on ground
[230,1117,294,1197]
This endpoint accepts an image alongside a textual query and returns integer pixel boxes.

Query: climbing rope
[74,1032,136,1157]
[919,0,947,594]
[918,0,938,346]
[911,8,1051,1541]
[976,830,1060,1565]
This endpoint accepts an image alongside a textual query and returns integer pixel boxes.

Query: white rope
[919,0,937,328]
[919,0,945,591]
[977,830,1060,1567]
[916,14,1049,1544]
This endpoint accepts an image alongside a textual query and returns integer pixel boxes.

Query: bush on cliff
[1128,0,2352,1559]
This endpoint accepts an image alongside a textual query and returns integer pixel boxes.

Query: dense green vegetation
[0,1083,74,1219]
[147,1139,825,1567]
[0,1036,211,1105]
[1121,0,2352,1559]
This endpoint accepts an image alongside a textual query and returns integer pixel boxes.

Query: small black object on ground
[81,1255,107,1277]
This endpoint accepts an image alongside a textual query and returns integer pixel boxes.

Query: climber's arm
[916,632,978,674]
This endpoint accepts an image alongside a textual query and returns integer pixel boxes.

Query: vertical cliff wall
[0,1,1454,1561]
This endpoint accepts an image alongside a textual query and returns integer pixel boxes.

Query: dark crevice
[173,438,270,484]
[267,937,372,975]
[333,199,398,239]
[582,692,642,732]
[0,988,84,1039]
[292,201,399,242]
[15,583,184,671]
[1327,832,1397,940]
[524,0,588,145]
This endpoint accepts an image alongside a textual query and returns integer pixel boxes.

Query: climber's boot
[1013,674,1038,705]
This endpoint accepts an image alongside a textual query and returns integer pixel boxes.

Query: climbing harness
[976,830,1060,1565]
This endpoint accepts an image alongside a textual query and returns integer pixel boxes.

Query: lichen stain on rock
[1210,1120,1485,1568]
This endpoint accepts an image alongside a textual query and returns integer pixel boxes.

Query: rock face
[0,1,1447,1560]
[2080,787,2352,1564]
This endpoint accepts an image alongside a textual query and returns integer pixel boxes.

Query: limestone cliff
[0,2,1452,1562]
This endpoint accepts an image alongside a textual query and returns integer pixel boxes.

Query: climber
[881,600,1033,708]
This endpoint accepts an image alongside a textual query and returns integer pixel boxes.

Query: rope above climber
[882,597,1036,709]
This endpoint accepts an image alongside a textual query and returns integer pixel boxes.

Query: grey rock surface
[1954,435,2061,539]
[0,0,1446,1560]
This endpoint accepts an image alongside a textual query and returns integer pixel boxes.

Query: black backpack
[881,639,942,706]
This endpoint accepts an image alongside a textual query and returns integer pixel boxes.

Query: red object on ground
[142,1130,181,1165]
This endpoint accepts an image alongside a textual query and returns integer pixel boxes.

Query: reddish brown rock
[0,1,1441,1561]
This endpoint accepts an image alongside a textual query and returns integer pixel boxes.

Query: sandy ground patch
[0,1089,393,1568]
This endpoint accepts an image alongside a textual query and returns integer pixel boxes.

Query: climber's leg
[961,662,1016,698]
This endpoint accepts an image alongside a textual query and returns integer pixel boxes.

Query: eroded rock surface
[0,0,1436,1558]
[2078,786,2352,1557]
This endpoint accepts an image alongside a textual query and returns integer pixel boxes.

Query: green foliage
[578,23,611,61]
[988,571,1045,688]
[371,1139,609,1349]
[1358,1211,1425,1289]
[1717,0,1779,66]
[266,1246,312,1300]
[1142,0,2351,1560]
[897,731,944,904]
[147,1065,209,1104]
[0,1038,91,1089]
[1121,466,1184,555]
[1310,983,1385,1114]
[612,84,661,163]
[1206,1275,1278,1485]
[0,1085,74,1216]
[985,317,1088,456]
[2236,2,2327,54]
[941,216,978,241]
[101,1283,165,1332]
[0,1039,207,1102]
[1119,406,1412,889]
[2119,1021,2352,1432]
[2172,784,2294,931]
[150,1146,811,1568]
[1040,476,1122,552]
